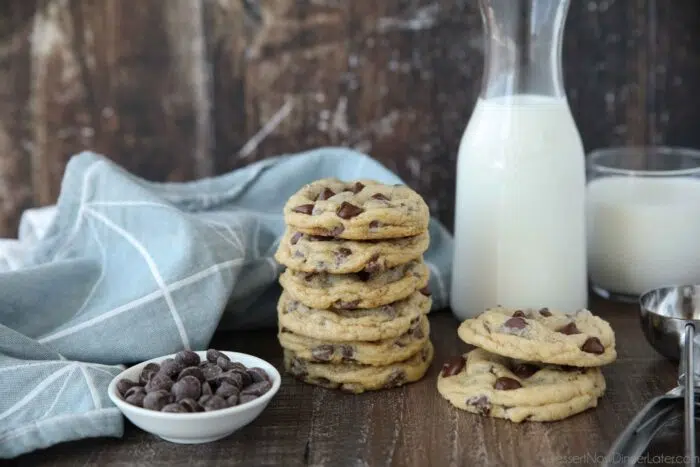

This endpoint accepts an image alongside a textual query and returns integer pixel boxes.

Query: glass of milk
[586,147,700,302]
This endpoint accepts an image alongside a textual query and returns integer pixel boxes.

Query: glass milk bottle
[450,0,587,319]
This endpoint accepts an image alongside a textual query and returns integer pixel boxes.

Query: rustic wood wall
[0,0,698,236]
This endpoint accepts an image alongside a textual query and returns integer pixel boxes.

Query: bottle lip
[588,146,700,177]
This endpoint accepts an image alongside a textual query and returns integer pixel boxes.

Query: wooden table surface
[8,295,689,467]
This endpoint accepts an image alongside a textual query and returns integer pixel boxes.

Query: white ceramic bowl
[107,351,281,444]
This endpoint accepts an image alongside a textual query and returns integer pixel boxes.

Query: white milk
[587,176,700,296]
[450,95,588,320]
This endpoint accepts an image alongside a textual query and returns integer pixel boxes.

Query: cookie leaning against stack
[437,307,616,422]
[274,178,434,393]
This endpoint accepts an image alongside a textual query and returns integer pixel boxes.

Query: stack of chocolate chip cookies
[437,307,617,422]
[274,178,434,393]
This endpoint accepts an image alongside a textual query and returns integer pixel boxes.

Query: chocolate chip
[336,202,364,219]
[340,345,354,360]
[247,367,271,383]
[503,317,527,329]
[327,225,345,236]
[206,349,223,363]
[539,308,552,317]
[201,381,213,396]
[174,350,200,367]
[124,385,146,400]
[125,391,146,407]
[143,390,173,411]
[117,379,139,397]
[159,358,184,379]
[292,204,314,215]
[241,380,272,397]
[239,394,258,405]
[512,310,526,318]
[309,235,333,241]
[317,188,335,200]
[139,363,160,385]
[351,182,365,194]
[384,370,407,388]
[217,356,233,370]
[178,366,205,383]
[369,220,382,230]
[201,363,223,381]
[311,345,334,362]
[511,363,539,379]
[290,232,303,245]
[226,394,240,406]
[145,373,174,393]
[179,398,204,412]
[411,323,425,339]
[336,247,352,259]
[172,375,201,401]
[216,371,244,389]
[303,272,318,281]
[581,337,605,354]
[557,322,581,335]
[124,386,146,406]
[161,403,187,413]
[466,395,491,415]
[364,254,381,273]
[371,193,390,201]
[315,377,333,387]
[216,381,240,399]
[356,271,371,282]
[201,395,228,411]
[333,299,360,310]
[419,286,431,296]
[441,356,466,377]
[494,377,522,390]
[381,305,397,319]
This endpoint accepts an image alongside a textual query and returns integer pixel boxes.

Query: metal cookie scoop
[604,285,700,467]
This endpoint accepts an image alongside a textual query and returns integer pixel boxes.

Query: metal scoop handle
[683,324,696,466]
[602,388,682,466]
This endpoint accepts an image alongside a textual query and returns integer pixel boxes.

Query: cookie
[278,315,429,366]
[279,260,429,309]
[457,307,617,367]
[274,228,430,274]
[283,178,430,240]
[285,341,434,393]
[278,290,431,342]
[437,348,606,422]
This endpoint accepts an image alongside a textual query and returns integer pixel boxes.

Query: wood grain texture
[9,295,684,467]
[0,1,35,236]
[0,0,699,236]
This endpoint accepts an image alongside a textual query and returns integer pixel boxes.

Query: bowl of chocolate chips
[108,348,281,444]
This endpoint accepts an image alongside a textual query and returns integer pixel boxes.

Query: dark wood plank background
[0,0,698,236]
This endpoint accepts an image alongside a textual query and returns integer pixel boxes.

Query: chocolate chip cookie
[285,341,434,393]
[437,348,606,422]
[274,228,430,274]
[279,259,429,309]
[278,315,429,366]
[277,290,431,342]
[283,178,430,240]
[457,307,617,367]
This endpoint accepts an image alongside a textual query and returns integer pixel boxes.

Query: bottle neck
[479,0,569,99]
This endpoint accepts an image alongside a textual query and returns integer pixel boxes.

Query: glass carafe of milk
[450,0,587,319]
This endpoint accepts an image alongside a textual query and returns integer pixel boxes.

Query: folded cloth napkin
[0,147,453,458]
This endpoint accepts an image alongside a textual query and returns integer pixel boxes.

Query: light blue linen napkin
[0,147,453,458]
